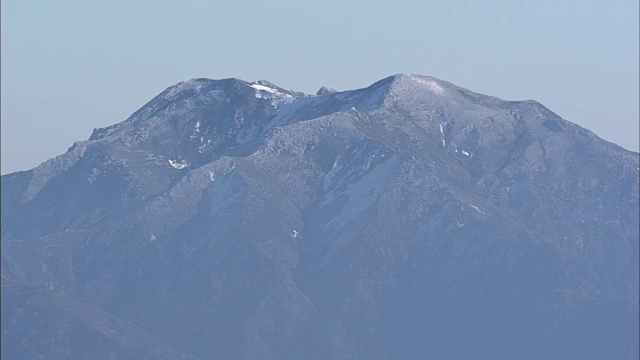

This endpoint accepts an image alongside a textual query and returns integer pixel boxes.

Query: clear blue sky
[2,0,638,174]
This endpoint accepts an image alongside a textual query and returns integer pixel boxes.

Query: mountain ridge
[2,74,638,359]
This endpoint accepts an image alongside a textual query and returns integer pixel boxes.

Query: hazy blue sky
[2,0,638,174]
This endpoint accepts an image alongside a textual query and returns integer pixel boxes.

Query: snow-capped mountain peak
[2,73,637,360]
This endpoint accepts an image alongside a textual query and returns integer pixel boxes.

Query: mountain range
[2,74,638,359]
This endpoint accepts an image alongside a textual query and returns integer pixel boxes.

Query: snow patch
[410,75,445,95]
[250,83,294,105]
[168,159,188,169]
[470,204,485,215]
[251,84,279,93]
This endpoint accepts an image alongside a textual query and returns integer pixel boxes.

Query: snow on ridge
[250,84,279,94]
[165,79,210,98]
[410,75,445,95]
[250,83,295,105]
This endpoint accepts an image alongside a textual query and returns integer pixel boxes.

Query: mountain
[2,74,638,359]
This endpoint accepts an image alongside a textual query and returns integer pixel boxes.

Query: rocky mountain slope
[2,74,638,359]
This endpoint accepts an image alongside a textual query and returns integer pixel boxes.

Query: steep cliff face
[2,74,638,359]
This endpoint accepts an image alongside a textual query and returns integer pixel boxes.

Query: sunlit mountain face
[2,74,638,360]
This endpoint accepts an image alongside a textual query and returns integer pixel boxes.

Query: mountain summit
[2,74,638,359]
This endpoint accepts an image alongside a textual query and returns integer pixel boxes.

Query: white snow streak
[250,84,279,93]
[470,204,485,215]
[168,159,188,169]
[250,83,294,103]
